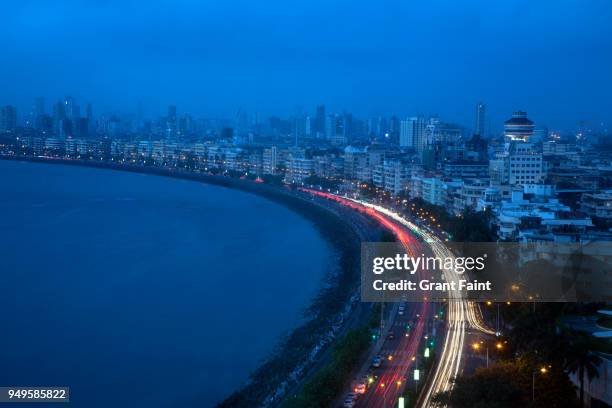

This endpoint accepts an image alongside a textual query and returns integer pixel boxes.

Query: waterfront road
[301,190,495,408]
[301,190,431,408]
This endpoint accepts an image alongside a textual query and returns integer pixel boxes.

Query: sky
[1,0,611,132]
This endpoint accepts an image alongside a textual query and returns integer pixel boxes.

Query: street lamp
[473,340,505,368]
[532,366,549,402]
[472,342,487,366]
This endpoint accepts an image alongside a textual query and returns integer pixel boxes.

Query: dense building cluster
[2,97,612,243]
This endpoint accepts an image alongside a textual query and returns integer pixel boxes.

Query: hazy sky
[2,0,611,131]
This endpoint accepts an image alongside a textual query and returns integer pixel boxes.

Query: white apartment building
[507,142,544,186]
[263,146,278,174]
[373,159,408,195]
[400,116,427,151]
[410,176,446,207]
[285,157,314,183]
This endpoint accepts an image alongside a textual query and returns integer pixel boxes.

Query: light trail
[300,189,494,407]
[302,189,428,407]
[339,197,495,406]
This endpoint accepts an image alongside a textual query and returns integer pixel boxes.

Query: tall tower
[475,102,486,137]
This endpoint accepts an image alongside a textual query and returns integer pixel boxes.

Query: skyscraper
[53,100,66,135]
[400,116,427,151]
[315,104,326,137]
[34,97,45,117]
[475,102,486,137]
[0,105,17,132]
[64,96,79,120]
[86,103,94,135]
[388,115,400,144]
[167,105,177,122]
[326,114,346,145]
[343,112,353,143]
[166,105,177,138]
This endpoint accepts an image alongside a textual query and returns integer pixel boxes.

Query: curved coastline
[0,154,372,407]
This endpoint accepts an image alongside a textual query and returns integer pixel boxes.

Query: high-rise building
[504,111,535,142]
[86,103,95,135]
[368,116,383,139]
[315,105,326,137]
[305,116,312,137]
[74,118,89,138]
[343,112,353,143]
[400,116,427,151]
[475,102,486,137]
[0,105,17,132]
[388,115,400,144]
[59,119,73,138]
[36,114,53,135]
[166,105,177,138]
[326,114,347,145]
[28,97,46,130]
[425,119,463,145]
[263,146,278,175]
[64,96,79,120]
[53,101,66,135]
[179,113,194,135]
[35,97,45,117]
[507,142,544,186]
[168,105,177,121]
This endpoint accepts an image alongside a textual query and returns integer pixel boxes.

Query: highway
[302,189,494,408]
[347,199,495,407]
[302,189,431,407]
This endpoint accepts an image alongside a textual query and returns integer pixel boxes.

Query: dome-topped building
[504,111,535,142]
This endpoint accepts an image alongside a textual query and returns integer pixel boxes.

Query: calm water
[0,160,330,407]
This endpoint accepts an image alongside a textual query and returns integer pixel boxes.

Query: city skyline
[2,95,608,140]
[2,0,611,131]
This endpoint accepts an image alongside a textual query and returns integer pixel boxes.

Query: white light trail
[345,198,494,406]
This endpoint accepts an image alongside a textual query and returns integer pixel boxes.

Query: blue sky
[2,0,611,131]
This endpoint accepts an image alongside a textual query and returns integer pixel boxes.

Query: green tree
[432,361,524,408]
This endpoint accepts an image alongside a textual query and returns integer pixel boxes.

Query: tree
[450,208,496,242]
[432,361,524,408]
[432,358,579,408]
[563,332,602,407]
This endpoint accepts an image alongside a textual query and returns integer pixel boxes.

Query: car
[387,331,395,340]
[343,395,356,407]
[353,376,368,394]
[354,382,366,394]
[372,356,382,368]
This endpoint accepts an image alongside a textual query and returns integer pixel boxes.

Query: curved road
[302,190,494,407]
